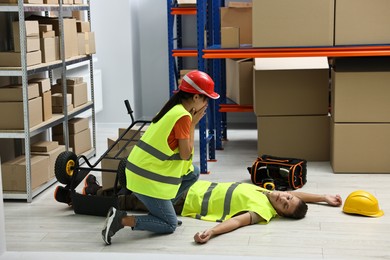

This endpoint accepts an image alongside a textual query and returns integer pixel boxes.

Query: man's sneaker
[82,174,102,195]
[102,207,127,245]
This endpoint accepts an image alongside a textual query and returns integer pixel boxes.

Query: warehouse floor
[2,124,390,259]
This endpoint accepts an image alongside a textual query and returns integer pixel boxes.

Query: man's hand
[194,229,214,244]
[325,194,342,207]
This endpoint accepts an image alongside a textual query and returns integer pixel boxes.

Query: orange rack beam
[172,49,198,57]
[203,45,390,59]
[219,104,253,113]
[171,7,197,15]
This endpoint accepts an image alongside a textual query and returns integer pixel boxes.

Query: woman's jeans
[132,165,199,234]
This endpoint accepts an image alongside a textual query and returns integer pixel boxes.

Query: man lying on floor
[84,175,342,244]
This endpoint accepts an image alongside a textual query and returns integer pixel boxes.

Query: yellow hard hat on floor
[343,190,384,217]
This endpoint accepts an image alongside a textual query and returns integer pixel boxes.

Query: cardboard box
[107,138,138,153]
[52,104,73,114]
[76,21,90,32]
[77,32,96,55]
[221,27,240,48]
[14,37,40,53]
[331,120,390,173]
[69,117,89,134]
[331,57,390,123]
[52,82,88,107]
[37,18,78,59]
[69,128,91,155]
[31,140,59,152]
[40,37,56,63]
[52,117,88,135]
[56,77,83,85]
[51,93,72,107]
[52,128,92,155]
[0,83,39,101]
[252,0,334,47]
[335,0,390,45]
[118,124,149,140]
[29,78,51,95]
[42,90,53,121]
[220,7,252,45]
[226,58,253,105]
[253,57,329,116]
[101,146,134,189]
[0,50,42,67]
[40,30,55,39]
[31,145,65,179]
[0,97,43,130]
[39,24,53,32]
[12,21,39,38]
[43,0,59,4]
[1,155,50,192]
[257,115,330,161]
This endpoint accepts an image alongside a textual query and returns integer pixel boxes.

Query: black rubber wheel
[55,151,78,185]
[117,157,127,188]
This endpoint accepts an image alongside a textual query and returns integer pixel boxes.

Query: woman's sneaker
[82,174,102,195]
[102,207,127,245]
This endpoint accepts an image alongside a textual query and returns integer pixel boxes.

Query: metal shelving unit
[167,0,219,174]
[0,1,96,202]
[203,0,390,156]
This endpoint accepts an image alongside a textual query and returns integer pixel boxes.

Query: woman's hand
[194,229,214,244]
[324,194,342,207]
[190,104,208,125]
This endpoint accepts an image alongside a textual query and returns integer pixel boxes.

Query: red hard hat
[179,70,220,99]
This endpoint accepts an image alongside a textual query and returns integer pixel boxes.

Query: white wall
[90,0,169,124]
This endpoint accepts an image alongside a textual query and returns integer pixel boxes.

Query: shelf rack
[0,1,96,202]
[202,1,390,158]
[167,0,219,174]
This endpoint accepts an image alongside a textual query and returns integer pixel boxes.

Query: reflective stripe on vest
[196,182,241,222]
[126,160,183,185]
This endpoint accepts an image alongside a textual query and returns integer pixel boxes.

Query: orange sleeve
[168,115,191,150]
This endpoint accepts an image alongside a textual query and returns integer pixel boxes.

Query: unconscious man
[83,175,342,244]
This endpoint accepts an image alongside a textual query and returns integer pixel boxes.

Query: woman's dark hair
[152,90,207,123]
[285,199,308,220]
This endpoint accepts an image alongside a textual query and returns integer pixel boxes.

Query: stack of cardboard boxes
[30,140,66,179]
[220,0,390,48]
[29,78,53,121]
[330,57,390,173]
[39,24,59,63]
[101,124,148,189]
[77,21,96,55]
[220,3,252,48]
[0,83,43,130]
[253,57,330,161]
[52,117,92,155]
[0,21,41,67]
[52,77,88,111]
[1,154,50,192]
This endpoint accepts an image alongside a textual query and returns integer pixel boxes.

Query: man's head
[266,191,308,219]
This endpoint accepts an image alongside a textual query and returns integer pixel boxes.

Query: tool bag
[247,155,307,191]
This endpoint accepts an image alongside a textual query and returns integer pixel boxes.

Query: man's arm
[194,212,252,244]
[288,191,342,207]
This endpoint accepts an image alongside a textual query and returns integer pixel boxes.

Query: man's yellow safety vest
[181,180,278,223]
[126,104,193,199]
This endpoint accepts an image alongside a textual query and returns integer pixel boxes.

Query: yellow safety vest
[181,180,278,223]
[126,104,193,199]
